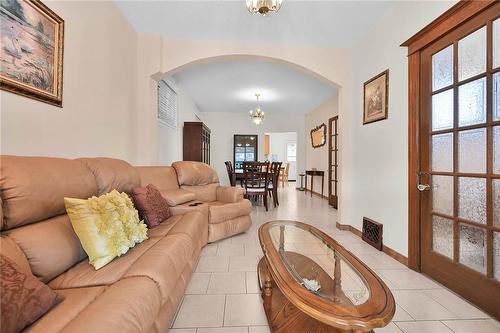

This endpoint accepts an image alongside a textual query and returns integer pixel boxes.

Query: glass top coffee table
[257,221,395,333]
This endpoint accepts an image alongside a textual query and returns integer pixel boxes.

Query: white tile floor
[170,186,500,333]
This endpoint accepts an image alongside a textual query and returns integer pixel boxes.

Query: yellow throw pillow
[64,190,148,270]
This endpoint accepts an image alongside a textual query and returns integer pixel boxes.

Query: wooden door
[328,116,339,208]
[418,4,500,318]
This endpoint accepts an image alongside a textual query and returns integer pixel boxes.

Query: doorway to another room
[264,132,297,184]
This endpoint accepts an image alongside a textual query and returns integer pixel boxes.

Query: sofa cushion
[169,201,209,219]
[48,237,162,290]
[1,255,61,333]
[208,200,252,224]
[5,215,86,282]
[65,191,148,270]
[161,188,196,206]
[0,235,31,273]
[208,215,252,243]
[123,234,194,303]
[147,215,183,238]
[131,184,171,228]
[24,286,106,333]
[78,158,140,195]
[172,161,219,186]
[0,156,98,230]
[216,186,246,203]
[135,166,180,191]
[181,184,218,202]
[168,211,208,250]
[57,277,161,333]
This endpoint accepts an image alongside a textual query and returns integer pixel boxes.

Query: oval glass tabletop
[268,222,370,306]
[258,220,395,331]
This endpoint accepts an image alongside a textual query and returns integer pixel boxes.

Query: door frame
[402,0,497,272]
[328,116,339,208]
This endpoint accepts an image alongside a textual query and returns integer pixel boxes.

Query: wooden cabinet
[183,122,211,164]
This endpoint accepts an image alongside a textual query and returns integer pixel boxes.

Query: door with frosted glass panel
[419,6,500,318]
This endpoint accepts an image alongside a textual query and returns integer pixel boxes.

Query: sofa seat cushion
[24,286,106,333]
[167,211,208,250]
[48,237,162,290]
[36,277,161,333]
[208,200,252,224]
[123,234,195,303]
[146,215,182,238]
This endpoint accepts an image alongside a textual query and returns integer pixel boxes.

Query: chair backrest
[269,161,282,185]
[284,163,290,174]
[243,161,269,191]
[224,161,235,186]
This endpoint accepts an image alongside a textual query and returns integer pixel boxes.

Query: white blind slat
[158,80,177,129]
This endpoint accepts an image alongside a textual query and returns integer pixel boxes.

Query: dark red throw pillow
[131,184,171,228]
[1,255,62,333]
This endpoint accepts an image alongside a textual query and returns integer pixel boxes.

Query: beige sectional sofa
[0,156,252,333]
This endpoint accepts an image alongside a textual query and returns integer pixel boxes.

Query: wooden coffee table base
[257,258,374,333]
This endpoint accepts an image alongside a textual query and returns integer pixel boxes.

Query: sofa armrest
[161,189,196,206]
[216,186,245,203]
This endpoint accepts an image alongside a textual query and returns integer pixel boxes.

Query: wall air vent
[362,217,383,251]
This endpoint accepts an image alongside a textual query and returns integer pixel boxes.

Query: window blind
[158,80,177,129]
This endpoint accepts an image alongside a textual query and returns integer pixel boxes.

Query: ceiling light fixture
[249,93,265,125]
[246,0,282,16]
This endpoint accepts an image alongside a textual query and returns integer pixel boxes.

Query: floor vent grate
[362,217,383,251]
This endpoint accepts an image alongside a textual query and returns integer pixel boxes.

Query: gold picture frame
[0,0,64,106]
[363,69,388,124]
[310,123,326,148]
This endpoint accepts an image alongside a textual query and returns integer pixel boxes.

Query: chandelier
[249,93,265,125]
[246,0,282,16]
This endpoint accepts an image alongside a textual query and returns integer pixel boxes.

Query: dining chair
[243,161,270,211]
[279,163,290,187]
[224,161,235,186]
[267,161,282,207]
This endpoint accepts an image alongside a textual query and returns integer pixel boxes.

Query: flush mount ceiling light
[246,0,282,16]
[249,93,265,125]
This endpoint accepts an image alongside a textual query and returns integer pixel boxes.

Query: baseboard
[336,222,408,267]
[302,188,328,200]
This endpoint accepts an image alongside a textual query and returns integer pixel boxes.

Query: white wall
[343,1,456,256]
[158,79,201,165]
[0,1,138,162]
[201,112,305,186]
[305,95,338,196]
[267,132,297,181]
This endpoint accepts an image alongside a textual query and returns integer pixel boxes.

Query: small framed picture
[363,70,389,124]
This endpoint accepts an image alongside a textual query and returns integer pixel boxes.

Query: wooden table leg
[310,175,314,197]
[304,175,308,195]
[321,174,324,197]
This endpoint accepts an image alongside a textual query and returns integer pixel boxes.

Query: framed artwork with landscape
[363,69,388,124]
[0,0,64,106]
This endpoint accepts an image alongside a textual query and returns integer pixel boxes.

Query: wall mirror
[310,123,326,148]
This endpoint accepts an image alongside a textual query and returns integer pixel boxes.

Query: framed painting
[0,0,64,106]
[310,123,326,148]
[363,69,388,124]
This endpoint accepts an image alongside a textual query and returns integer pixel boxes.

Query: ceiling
[115,1,395,48]
[172,58,336,114]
